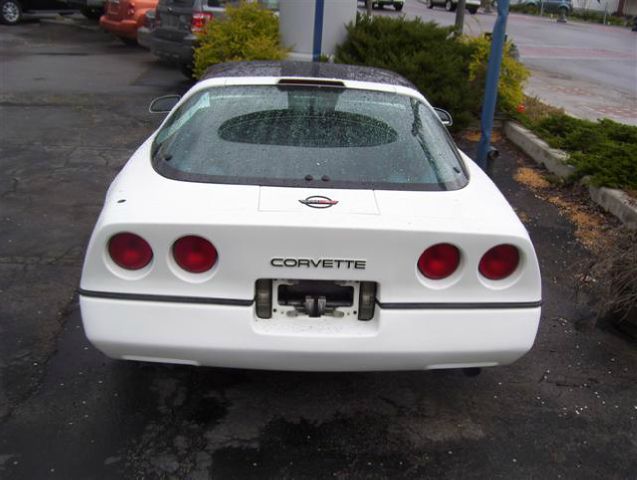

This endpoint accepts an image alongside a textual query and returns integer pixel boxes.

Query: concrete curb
[503,120,637,230]
[503,121,576,178]
[589,187,637,229]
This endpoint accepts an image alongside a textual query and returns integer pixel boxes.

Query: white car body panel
[79,69,542,372]
[81,297,540,371]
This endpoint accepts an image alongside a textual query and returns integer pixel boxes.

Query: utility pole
[455,0,466,33]
[476,0,510,169]
[367,0,373,16]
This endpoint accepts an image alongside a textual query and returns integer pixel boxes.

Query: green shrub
[193,1,287,78]
[526,113,637,190]
[334,15,478,129]
[334,15,527,130]
[464,35,529,114]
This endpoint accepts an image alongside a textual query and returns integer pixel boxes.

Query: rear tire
[0,0,22,25]
[80,6,103,20]
[119,36,137,46]
[468,6,478,13]
[394,3,403,10]
[445,0,456,12]
[427,0,434,8]
[180,63,194,79]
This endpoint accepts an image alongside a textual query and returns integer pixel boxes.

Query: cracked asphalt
[1,21,636,480]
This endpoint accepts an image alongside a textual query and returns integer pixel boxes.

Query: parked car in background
[519,0,572,14]
[427,0,480,14]
[151,0,278,77]
[66,0,104,19]
[137,8,155,49]
[0,0,74,25]
[100,0,158,45]
[151,0,235,77]
[358,0,405,11]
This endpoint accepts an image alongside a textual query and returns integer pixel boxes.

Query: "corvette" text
[271,258,367,269]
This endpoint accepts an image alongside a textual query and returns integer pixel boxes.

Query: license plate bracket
[273,279,360,319]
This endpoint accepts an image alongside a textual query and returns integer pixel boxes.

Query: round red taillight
[172,235,218,273]
[417,243,460,280]
[479,244,520,280]
[108,233,153,270]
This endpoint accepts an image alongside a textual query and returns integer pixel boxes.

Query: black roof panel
[200,61,417,89]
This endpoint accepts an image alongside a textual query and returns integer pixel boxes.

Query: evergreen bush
[334,15,528,130]
[526,113,637,190]
[193,1,287,79]
[464,35,529,115]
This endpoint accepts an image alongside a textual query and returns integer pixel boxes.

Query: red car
[100,0,158,44]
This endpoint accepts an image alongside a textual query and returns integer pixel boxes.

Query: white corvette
[79,61,542,372]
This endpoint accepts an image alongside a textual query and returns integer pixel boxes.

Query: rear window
[151,85,468,191]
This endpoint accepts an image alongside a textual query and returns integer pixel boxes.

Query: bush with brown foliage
[592,230,637,335]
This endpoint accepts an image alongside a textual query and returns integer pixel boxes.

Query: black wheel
[468,6,478,13]
[427,0,434,8]
[394,3,403,10]
[445,0,456,12]
[80,6,103,20]
[180,63,194,79]
[0,0,22,25]
[119,36,137,46]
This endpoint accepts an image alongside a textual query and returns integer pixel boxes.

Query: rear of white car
[79,62,541,371]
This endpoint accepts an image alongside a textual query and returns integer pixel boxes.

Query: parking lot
[0,21,636,480]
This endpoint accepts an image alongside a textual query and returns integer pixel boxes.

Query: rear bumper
[137,26,153,50]
[151,35,194,65]
[99,17,138,39]
[80,295,541,372]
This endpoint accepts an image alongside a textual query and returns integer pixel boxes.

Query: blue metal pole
[476,0,510,170]
[312,0,325,62]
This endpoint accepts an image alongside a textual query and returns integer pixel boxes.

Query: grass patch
[515,97,637,191]
[509,4,632,27]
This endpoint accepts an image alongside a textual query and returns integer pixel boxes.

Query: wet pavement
[379,1,637,125]
[1,21,636,480]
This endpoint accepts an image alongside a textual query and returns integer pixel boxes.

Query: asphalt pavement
[375,1,637,125]
[1,21,636,480]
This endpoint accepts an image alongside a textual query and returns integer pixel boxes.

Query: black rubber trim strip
[376,300,542,310]
[78,289,254,306]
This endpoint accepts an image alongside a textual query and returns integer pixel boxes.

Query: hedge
[334,14,528,130]
[518,106,637,191]
[193,2,287,79]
